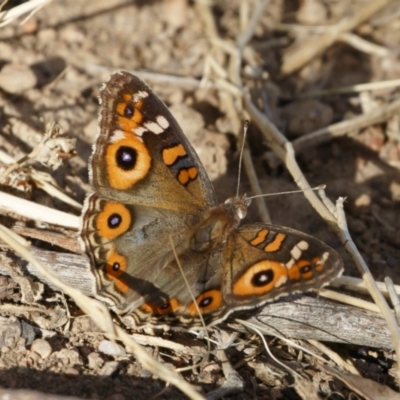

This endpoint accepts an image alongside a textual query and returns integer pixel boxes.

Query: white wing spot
[275,274,288,288]
[134,126,147,137]
[145,121,164,135]
[110,130,126,143]
[157,115,169,129]
[133,91,149,102]
[298,240,309,250]
[286,259,295,269]
[290,245,302,260]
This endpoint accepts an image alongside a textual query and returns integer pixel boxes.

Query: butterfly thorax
[190,195,251,253]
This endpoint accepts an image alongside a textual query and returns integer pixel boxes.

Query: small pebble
[98,340,126,356]
[0,63,37,94]
[100,361,119,377]
[31,339,52,359]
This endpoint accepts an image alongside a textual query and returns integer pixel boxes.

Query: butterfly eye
[116,146,137,170]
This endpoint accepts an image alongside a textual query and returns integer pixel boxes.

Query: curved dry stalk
[335,198,400,382]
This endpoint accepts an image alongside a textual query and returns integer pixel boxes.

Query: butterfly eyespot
[233,260,288,297]
[104,249,129,294]
[124,104,134,117]
[160,303,170,310]
[199,296,213,308]
[252,269,274,287]
[299,264,312,274]
[108,213,122,229]
[188,290,222,315]
[116,145,137,170]
[112,262,120,271]
[97,202,132,239]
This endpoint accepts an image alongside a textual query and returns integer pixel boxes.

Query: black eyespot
[124,104,134,117]
[299,264,312,274]
[199,296,213,308]
[252,269,274,287]
[116,146,137,170]
[108,213,122,229]
[112,262,120,271]
[160,303,170,310]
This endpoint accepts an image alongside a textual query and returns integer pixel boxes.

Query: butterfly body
[80,71,343,328]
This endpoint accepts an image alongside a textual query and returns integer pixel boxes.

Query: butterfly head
[224,194,251,222]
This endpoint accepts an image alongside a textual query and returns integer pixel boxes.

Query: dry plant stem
[0,225,204,400]
[242,146,271,223]
[385,277,400,323]
[0,0,51,28]
[338,33,389,57]
[0,191,80,230]
[291,97,400,155]
[336,197,400,383]
[333,275,400,297]
[243,97,337,227]
[281,0,395,75]
[308,340,359,375]
[319,288,380,313]
[237,0,271,51]
[298,79,400,99]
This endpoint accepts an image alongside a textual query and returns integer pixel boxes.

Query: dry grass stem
[338,32,390,56]
[286,96,400,156]
[308,340,359,375]
[332,275,400,297]
[336,197,400,382]
[281,0,395,75]
[319,288,381,313]
[298,79,400,98]
[0,0,51,28]
[0,191,80,229]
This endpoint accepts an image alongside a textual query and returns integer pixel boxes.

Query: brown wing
[89,71,215,214]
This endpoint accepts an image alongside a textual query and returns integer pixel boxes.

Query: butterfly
[79,71,343,328]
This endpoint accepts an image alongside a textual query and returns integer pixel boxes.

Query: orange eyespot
[187,290,223,316]
[96,202,132,240]
[233,260,288,297]
[140,299,180,315]
[105,133,151,189]
[105,248,129,294]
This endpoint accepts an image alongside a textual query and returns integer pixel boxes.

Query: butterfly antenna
[246,184,326,201]
[236,120,249,198]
